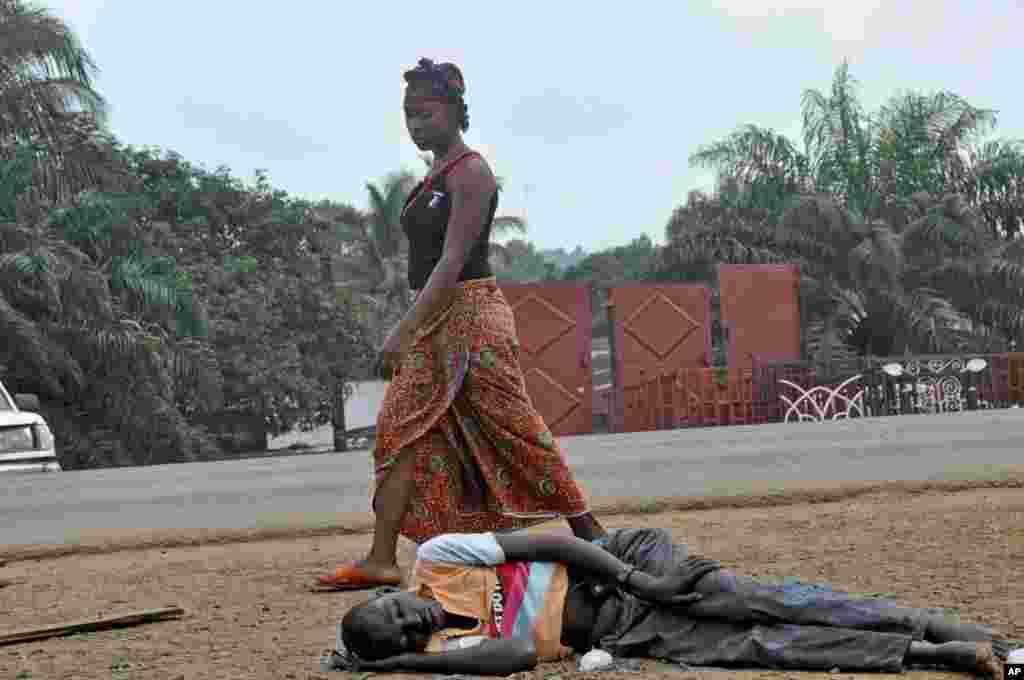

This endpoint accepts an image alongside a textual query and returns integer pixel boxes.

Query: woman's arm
[359,637,537,676]
[494,532,719,604]
[391,157,497,349]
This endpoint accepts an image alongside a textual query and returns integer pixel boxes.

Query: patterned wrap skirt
[371,277,591,543]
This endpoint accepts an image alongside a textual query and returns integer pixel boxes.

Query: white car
[0,380,60,473]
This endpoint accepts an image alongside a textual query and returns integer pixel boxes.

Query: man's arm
[360,638,537,676]
[494,532,719,604]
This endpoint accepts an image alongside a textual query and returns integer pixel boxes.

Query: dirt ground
[1,485,1021,680]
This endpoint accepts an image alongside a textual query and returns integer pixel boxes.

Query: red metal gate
[500,282,593,436]
[608,284,712,432]
[1009,353,1024,404]
[719,264,801,370]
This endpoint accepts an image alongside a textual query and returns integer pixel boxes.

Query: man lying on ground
[335,528,1010,677]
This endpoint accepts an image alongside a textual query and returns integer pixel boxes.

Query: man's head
[341,589,446,661]
[403,57,469,150]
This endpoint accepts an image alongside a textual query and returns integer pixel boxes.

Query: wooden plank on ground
[0,606,185,646]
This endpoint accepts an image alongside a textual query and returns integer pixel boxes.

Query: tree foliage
[665,61,1024,361]
[494,239,558,282]
[126,149,375,444]
[1,136,374,466]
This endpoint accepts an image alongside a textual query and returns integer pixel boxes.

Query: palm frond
[778,193,861,243]
[879,91,996,148]
[689,216,837,273]
[0,1,103,87]
[690,124,810,188]
[929,256,1024,302]
[902,287,975,352]
[956,140,1024,238]
[803,317,861,365]
[491,215,526,237]
[873,91,1000,208]
[365,181,389,221]
[0,2,114,202]
[62,261,113,321]
[488,242,513,269]
[364,172,414,259]
[800,61,873,208]
[0,289,78,395]
[0,60,107,142]
[49,318,157,373]
[848,225,904,288]
[664,232,789,267]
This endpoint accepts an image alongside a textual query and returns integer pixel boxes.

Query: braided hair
[403,58,470,132]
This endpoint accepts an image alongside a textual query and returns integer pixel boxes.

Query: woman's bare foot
[315,559,403,591]
[355,560,403,582]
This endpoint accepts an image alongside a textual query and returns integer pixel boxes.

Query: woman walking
[317,58,605,590]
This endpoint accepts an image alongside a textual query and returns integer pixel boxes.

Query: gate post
[606,299,622,433]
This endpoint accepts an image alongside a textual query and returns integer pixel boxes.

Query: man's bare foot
[974,642,1004,679]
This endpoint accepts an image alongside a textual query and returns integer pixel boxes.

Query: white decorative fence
[779,374,866,423]
[776,356,994,424]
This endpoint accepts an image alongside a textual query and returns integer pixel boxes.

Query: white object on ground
[1007,647,1024,663]
[449,635,487,650]
[579,648,614,672]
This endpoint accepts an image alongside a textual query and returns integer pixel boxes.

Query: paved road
[4,409,1023,546]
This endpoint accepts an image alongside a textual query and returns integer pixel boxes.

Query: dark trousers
[592,529,926,672]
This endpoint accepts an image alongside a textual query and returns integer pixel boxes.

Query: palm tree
[306,179,410,452]
[0,0,106,132]
[1,190,207,372]
[949,139,1024,240]
[689,62,1009,227]
[0,3,216,466]
[670,61,1024,362]
[417,153,527,268]
[0,3,201,394]
[309,172,416,347]
[0,205,208,470]
[0,0,123,203]
[322,159,531,337]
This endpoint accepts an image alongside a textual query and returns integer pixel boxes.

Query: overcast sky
[53,0,1023,252]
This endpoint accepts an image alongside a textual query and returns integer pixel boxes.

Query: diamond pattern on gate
[622,291,701,360]
[523,368,580,428]
[510,293,576,356]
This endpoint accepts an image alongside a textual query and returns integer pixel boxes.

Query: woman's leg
[361,448,418,578]
[317,449,417,588]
